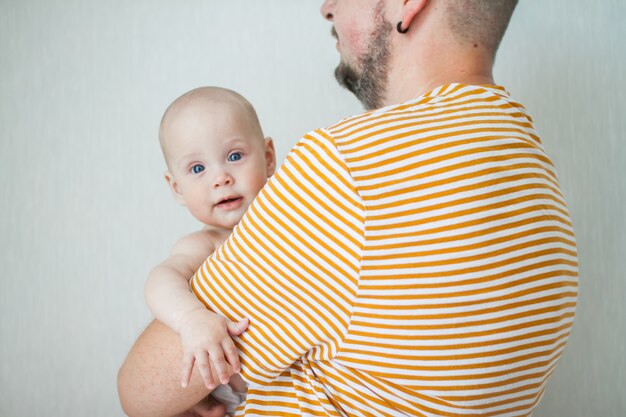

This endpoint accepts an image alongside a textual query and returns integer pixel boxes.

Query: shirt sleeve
[190,129,365,384]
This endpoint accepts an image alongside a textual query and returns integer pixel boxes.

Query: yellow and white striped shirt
[191,84,578,416]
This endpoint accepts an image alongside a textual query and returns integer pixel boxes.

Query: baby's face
[163,102,274,230]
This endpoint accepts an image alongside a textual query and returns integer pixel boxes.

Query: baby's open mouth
[215,196,243,208]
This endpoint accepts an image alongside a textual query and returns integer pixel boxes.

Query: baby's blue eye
[191,164,205,174]
[228,152,242,162]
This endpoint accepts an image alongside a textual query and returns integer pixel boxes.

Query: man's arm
[117,319,218,417]
[191,130,365,384]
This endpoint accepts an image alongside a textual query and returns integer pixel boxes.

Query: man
[119,1,578,416]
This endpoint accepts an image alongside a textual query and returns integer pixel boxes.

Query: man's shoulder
[323,107,386,138]
[320,97,430,144]
[287,104,418,162]
[319,83,532,144]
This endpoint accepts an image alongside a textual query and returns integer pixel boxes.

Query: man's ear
[399,0,429,32]
[264,137,277,177]
[164,171,186,206]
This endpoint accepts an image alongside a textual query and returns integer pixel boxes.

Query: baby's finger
[181,353,195,388]
[208,346,230,385]
[226,318,249,337]
[196,351,215,390]
[222,338,241,373]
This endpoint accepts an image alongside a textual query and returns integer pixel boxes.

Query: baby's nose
[212,173,233,189]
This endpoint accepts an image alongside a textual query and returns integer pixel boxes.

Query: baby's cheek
[249,169,269,192]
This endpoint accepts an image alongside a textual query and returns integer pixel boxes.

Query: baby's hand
[178,308,249,390]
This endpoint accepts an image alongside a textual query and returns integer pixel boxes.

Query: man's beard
[334,16,392,110]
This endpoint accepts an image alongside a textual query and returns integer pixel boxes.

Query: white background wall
[0,1,624,416]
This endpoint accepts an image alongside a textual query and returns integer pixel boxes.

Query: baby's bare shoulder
[170,230,217,258]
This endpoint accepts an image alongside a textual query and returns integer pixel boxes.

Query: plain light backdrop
[1,1,624,416]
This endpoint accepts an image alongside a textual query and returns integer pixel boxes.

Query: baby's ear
[164,171,186,206]
[264,136,276,177]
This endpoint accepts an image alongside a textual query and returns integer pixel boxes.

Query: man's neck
[382,31,496,106]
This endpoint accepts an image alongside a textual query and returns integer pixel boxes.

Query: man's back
[192,83,578,416]
[325,83,578,415]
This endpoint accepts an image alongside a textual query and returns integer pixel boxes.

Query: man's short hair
[445,0,518,56]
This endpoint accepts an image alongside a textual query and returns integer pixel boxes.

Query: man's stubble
[334,8,393,111]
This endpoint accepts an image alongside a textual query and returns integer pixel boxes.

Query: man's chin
[334,62,360,96]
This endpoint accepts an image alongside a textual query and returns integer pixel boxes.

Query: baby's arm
[144,231,248,389]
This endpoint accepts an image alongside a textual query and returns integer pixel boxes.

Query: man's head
[321,0,518,110]
[444,0,518,60]
[159,87,276,229]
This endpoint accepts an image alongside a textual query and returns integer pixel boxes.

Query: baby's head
[159,87,275,230]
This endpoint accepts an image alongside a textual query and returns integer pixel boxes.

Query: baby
[145,86,275,413]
